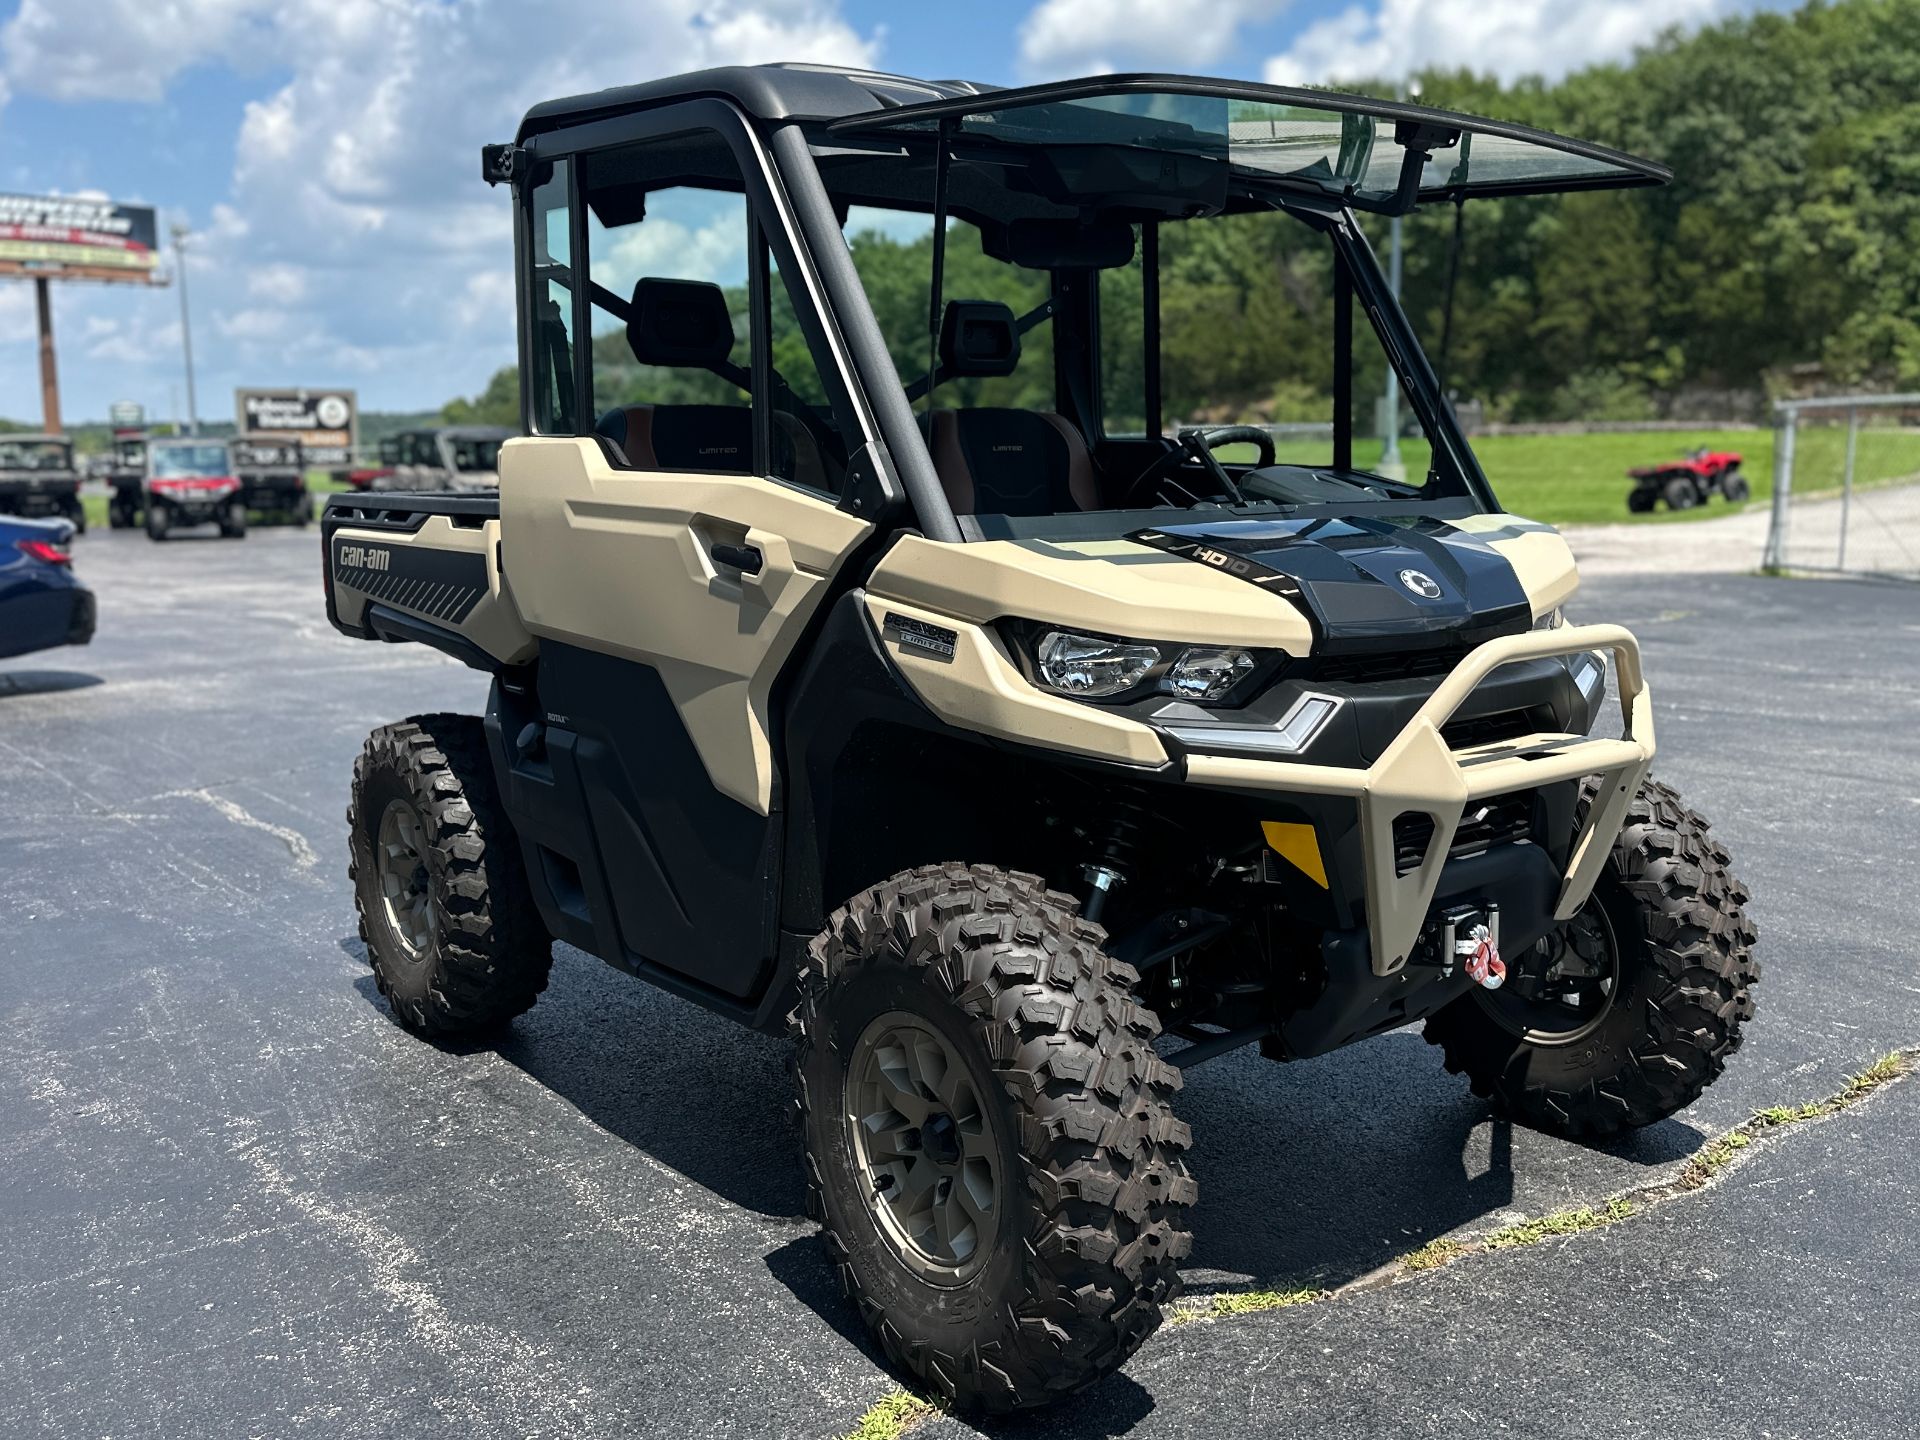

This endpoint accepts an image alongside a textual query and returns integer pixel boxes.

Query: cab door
[499,117,875,1000]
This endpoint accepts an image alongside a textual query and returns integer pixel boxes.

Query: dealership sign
[0,193,161,283]
[236,388,358,465]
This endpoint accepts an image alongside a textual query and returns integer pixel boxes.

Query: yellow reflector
[1261,820,1328,889]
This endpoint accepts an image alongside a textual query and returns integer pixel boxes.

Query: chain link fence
[1764,394,1920,579]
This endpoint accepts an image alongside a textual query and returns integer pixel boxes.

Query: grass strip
[1681,1049,1914,1189]
[841,1390,939,1440]
[1167,1284,1330,1325]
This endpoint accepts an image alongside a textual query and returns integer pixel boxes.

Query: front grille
[1301,648,1464,685]
[1393,795,1536,876]
[1439,708,1538,750]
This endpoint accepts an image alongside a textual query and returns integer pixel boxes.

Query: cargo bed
[322,490,531,671]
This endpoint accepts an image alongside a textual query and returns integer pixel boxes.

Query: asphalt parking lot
[3,525,1917,1440]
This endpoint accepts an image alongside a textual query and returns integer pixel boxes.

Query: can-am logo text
[338,545,391,573]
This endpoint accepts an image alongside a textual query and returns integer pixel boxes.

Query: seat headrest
[628,278,735,369]
[938,300,1020,379]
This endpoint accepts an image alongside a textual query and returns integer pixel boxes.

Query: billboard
[236,388,358,466]
[0,193,162,284]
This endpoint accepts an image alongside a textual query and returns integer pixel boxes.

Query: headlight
[1036,631,1161,697]
[1532,608,1565,631]
[1167,647,1254,700]
[1025,628,1261,705]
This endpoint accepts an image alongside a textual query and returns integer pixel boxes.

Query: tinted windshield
[150,444,231,478]
[450,438,502,471]
[832,82,1664,212]
[397,433,441,466]
[0,440,72,470]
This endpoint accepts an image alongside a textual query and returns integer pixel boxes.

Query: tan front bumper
[1184,624,1654,975]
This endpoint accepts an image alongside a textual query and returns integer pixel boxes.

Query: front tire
[1721,469,1751,503]
[793,864,1194,1414]
[349,714,552,1036]
[145,505,169,541]
[1663,477,1700,511]
[220,501,248,539]
[1425,778,1758,1138]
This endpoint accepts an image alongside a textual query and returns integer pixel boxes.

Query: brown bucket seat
[924,300,1098,517]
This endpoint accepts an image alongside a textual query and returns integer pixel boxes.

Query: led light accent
[1572,651,1606,705]
[1035,630,1161,697]
[1167,647,1254,701]
[1163,692,1343,757]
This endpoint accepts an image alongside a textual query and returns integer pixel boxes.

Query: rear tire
[793,864,1194,1414]
[349,713,552,1036]
[1662,477,1699,511]
[1425,777,1759,1138]
[62,495,86,534]
[1626,487,1656,514]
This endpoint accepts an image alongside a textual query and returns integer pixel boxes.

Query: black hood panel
[1131,515,1531,652]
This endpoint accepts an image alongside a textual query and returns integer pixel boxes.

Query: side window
[767,249,851,496]
[527,157,575,435]
[577,130,851,493]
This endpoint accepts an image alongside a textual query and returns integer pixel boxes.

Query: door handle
[709,540,763,575]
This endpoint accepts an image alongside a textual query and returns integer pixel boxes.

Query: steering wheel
[1118,425,1276,508]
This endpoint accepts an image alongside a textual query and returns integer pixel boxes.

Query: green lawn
[1263,428,1776,528]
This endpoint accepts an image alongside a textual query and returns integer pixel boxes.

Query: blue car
[0,514,95,661]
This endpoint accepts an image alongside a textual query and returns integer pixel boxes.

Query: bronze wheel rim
[845,1011,1002,1285]
[375,798,435,963]
[1479,896,1621,1045]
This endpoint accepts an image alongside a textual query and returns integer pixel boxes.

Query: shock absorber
[1082,787,1148,924]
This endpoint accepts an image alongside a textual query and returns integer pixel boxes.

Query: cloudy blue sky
[0,0,1783,425]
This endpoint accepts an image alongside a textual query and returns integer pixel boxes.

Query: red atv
[1627,448,1749,512]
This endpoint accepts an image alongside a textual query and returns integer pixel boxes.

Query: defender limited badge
[883,613,958,662]
[1398,568,1443,599]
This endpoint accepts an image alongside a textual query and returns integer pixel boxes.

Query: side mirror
[480,143,524,188]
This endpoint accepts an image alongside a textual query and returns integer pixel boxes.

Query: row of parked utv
[0,433,309,541]
[0,424,514,545]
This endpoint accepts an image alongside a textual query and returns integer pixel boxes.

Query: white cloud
[245,263,309,306]
[0,0,880,419]
[1019,0,1292,76]
[1263,0,1735,87]
[0,0,269,102]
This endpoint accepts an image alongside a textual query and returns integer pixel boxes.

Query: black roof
[517,64,992,141]
[513,65,1669,209]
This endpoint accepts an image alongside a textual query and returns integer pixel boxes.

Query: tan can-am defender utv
[324,68,1758,1414]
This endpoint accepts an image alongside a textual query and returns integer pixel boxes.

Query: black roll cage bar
[497,92,1526,544]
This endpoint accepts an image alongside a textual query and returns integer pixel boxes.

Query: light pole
[172,222,199,435]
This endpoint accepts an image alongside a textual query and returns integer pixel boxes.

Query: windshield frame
[806,154,1498,533]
